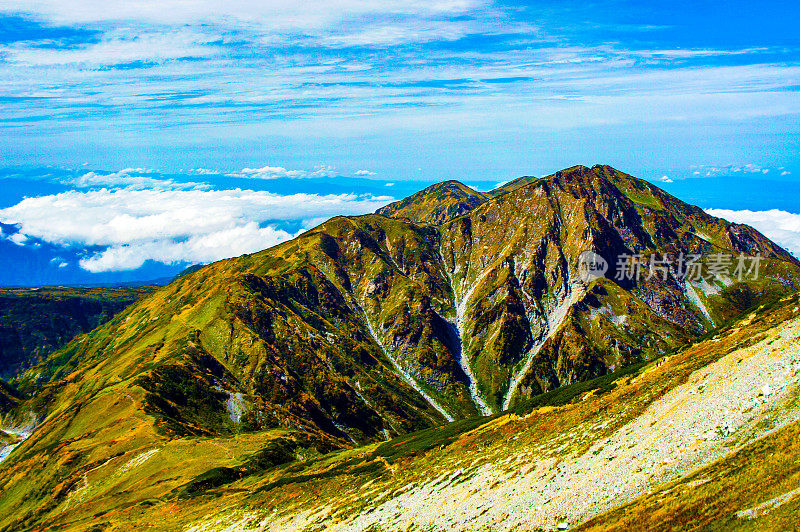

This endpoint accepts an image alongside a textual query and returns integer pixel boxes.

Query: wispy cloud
[232,165,338,179]
[64,168,208,190]
[0,0,484,27]
[691,164,780,177]
[191,168,220,175]
[0,1,797,186]
[3,29,220,66]
[1,2,797,138]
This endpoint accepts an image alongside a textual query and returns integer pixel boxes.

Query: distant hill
[0,286,155,381]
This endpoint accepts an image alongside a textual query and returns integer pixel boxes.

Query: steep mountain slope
[0,379,22,417]
[375,180,488,225]
[0,287,153,380]
[16,165,797,433]
[436,164,798,411]
[6,292,798,532]
[1,165,799,530]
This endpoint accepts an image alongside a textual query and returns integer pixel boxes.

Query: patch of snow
[693,231,714,243]
[0,428,31,464]
[695,279,720,296]
[120,448,159,473]
[440,251,493,416]
[587,305,626,327]
[736,487,800,519]
[226,392,246,425]
[353,385,401,438]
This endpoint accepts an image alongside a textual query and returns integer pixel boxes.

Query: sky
[0,0,798,285]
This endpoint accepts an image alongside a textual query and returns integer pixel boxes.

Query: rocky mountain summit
[376,180,488,225]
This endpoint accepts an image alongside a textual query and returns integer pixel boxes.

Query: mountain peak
[376,180,488,225]
[378,165,644,228]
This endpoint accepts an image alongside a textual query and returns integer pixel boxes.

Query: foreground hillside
[0,286,154,381]
[1,165,799,530]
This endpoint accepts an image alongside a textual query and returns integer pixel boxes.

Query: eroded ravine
[502,284,584,410]
[362,312,454,422]
[439,251,493,416]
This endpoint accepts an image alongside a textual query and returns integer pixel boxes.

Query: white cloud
[322,20,472,47]
[65,168,207,190]
[300,217,333,230]
[8,233,27,246]
[47,256,70,268]
[235,165,338,179]
[2,8,799,141]
[384,182,395,187]
[705,208,800,256]
[0,186,394,272]
[1,0,482,28]
[690,164,782,178]
[659,176,673,183]
[625,47,767,60]
[2,0,799,182]
[355,170,376,176]
[237,166,308,179]
[4,29,220,66]
[78,222,295,272]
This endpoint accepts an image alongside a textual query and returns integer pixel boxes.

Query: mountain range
[1,164,799,531]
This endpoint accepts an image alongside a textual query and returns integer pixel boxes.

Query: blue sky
[0,0,799,284]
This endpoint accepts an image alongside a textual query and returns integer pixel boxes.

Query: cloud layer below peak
[0,182,393,272]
